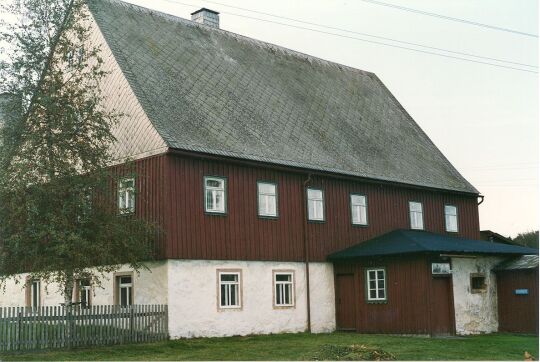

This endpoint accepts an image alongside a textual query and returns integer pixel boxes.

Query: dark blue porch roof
[328,230,539,260]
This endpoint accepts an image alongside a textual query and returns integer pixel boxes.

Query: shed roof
[328,230,539,260]
[494,255,539,271]
[87,0,478,194]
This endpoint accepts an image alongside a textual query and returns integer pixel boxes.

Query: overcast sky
[2,0,538,237]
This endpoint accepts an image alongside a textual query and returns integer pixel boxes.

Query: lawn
[0,332,537,361]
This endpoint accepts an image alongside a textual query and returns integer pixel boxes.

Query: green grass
[0,332,537,361]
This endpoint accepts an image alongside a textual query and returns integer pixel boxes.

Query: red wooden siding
[162,153,480,262]
[334,256,455,335]
[497,269,539,334]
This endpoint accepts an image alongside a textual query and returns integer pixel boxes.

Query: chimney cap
[190,8,220,16]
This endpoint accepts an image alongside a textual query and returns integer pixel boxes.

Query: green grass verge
[0,332,537,361]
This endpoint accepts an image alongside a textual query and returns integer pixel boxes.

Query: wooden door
[430,276,455,335]
[336,274,356,330]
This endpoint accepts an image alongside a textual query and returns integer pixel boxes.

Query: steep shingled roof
[88,0,478,194]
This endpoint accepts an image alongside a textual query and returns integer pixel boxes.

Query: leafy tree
[0,0,156,306]
[512,231,539,249]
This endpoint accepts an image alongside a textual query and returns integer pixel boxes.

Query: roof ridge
[89,0,375,78]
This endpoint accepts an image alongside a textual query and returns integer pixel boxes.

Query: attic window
[470,273,486,293]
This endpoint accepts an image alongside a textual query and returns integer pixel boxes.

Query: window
[116,275,133,306]
[218,271,241,309]
[204,176,226,214]
[30,280,40,308]
[274,271,294,307]
[470,274,486,293]
[409,201,424,230]
[118,178,135,214]
[350,194,367,225]
[257,182,278,217]
[366,268,386,302]
[445,205,458,232]
[79,279,91,308]
[307,188,325,221]
[432,262,452,275]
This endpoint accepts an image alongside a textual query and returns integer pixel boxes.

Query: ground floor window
[470,273,486,293]
[29,279,40,308]
[273,271,294,307]
[366,268,387,302]
[116,274,133,306]
[79,279,92,307]
[218,270,241,309]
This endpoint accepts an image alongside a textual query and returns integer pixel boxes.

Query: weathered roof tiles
[88,0,478,194]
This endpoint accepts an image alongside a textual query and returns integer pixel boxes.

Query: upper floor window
[204,176,226,214]
[274,271,295,307]
[307,188,325,221]
[218,270,241,309]
[118,178,135,214]
[258,182,278,217]
[445,205,458,232]
[366,268,387,302]
[350,194,367,225]
[409,201,424,230]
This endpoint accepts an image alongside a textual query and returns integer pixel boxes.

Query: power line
[358,0,538,38]
[162,0,537,74]
[203,0,537,69]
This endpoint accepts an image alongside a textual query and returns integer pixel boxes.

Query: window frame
[273,270,295,308]
[78,279,92,308]
[203,176,228,215]
[257,180,279,219]
[350,193,368,226]
[30,279,41,309]
[408,201,424,230]
[217,269,242,310]
[365,267,387,303]
[470,273,487,294]
[444,204,459,233]
[118,177,136,215]
[306,187,326,223]
[114,272,134,307]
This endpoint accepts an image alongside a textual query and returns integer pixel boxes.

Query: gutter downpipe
[302,173,312,333]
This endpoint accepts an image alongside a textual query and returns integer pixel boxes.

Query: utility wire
[358,0,538,38]
[203,0,537,69]
[163,0,537,74]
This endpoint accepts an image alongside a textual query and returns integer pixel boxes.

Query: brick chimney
[191,8,220,29]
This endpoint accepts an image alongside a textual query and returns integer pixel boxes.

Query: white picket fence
[0,304,168,352]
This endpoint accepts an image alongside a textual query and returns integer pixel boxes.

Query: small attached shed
[328,230,538,336]
[494,255,539,334]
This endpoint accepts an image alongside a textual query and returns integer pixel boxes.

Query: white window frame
[30,280,40,309]
[204,176,227,214]
[408,201,424,230]
[118,178,135,214]
[350,194,368,225]
[257,181,278,217]
[273,271,295,308]
[366,268,387,302]
[445,204,458,232]
[79,279,92,308]
[218,270,242,309]
[117,275,133,307]
[307,188,325,221]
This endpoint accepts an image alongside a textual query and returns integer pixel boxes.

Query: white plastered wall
[167,260,336,338]
[0,261,167,307]
[451,256,503,335]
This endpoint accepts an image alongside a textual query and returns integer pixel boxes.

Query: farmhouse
[0,0,537,338]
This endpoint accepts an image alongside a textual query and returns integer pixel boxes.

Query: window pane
[351,195,366,206]
[378,289,385,299]
[377,270,384,280]
[276,274,291,282]
[120,276,132,284]
[378,279,385,289]
[206,190,214,209]
[369,280,376,289]
[308,200,315,219]
[445,205,457,216]
[370,290,377,299]
[308,189,322,200]
[206,179,222,188]
[220,274,238,282]
[410,202,422,212]
[369,271,376,280]
[120,288,127,306]
[230,284,238,305]
[284,284,291,304]
[258,183,276,195]
[220,284,227,306]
